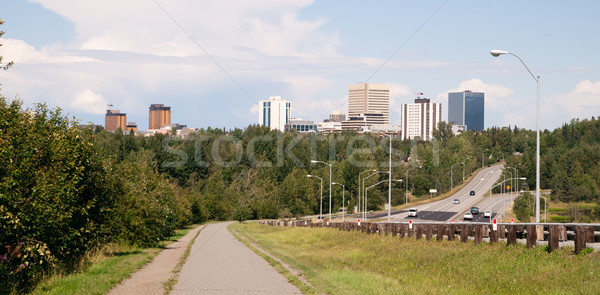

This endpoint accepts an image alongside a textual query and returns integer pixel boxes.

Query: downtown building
[448,90,484,131]
[149,104,171,130]
[400,98,442,141]
[342,83,390,130]
[258,96,291,132]
[105,109,127,131]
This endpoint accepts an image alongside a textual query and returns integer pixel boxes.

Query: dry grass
[233,223,600,294]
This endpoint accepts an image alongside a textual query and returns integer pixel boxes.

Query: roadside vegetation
[233,223,600,294]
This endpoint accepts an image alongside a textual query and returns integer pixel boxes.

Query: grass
[233,223,600,294]
[30,224,201,295]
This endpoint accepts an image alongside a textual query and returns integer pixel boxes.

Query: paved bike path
[172,222,301,294]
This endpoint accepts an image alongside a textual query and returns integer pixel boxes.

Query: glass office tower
[448,91,484,131]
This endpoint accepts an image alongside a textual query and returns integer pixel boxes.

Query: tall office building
[347,83,390,126]
[149,104,171,130]
[258,96,291,131]
[448,90,484,131]
[328,110,345,122]
[105,109,127,131]
[400,98,442,141]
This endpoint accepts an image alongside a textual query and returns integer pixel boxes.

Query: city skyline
[1,1,599,131]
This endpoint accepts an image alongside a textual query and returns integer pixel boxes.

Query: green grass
[233,223,600,294]
[30,225,201,295]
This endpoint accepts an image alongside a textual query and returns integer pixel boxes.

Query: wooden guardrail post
[474,225,483,245]
[548,225,560,253]
[574,226,594,254]
[448,224,455,241]
[436,225,444,241]
[427,225,434,240]
[498,225,506,239]
[489,225,498,244]
[399,224,407,238]
[391,224,398,237]
[460,225,469,243]
[526,225,537,249]
[415,225,423,240]
[407,224,414,238]
[507,225,517,246]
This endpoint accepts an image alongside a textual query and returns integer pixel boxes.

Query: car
[463,212,473,220]
[453,198,460,204]
[484,210,492,218]
[470,206,479,214]
[408,208,418,217]
[470,190,476,196]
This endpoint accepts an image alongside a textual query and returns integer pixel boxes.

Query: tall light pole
[388,134,393,222]
[332,182,345,222]
[307,175,323,221]
[405,166,422,204]
[365,179,402,221]
[358,169,376,215]
[491,49,541,223]
[311,160,332,221]
[363,171,384,220]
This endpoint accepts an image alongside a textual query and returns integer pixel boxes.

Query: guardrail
[258,220,598,254]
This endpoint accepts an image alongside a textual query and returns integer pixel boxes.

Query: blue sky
[1,0,599,131]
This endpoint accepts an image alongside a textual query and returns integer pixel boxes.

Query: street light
[307,174,323,221]
[490,49,541,223]
[363,171,385,220]
[358,169,376,216]
[405,166,422,204]
[365,179,402,220]
[311,160,332,221]
[489,177,527,208]
[461,158,469,183]
[332,182,345,222]
[450,162,461,190]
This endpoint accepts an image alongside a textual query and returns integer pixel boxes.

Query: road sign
[384,203,390,210]
[506,185,510,190]
[429,189,437,193]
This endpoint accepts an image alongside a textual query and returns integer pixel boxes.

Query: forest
[2,96,600,290]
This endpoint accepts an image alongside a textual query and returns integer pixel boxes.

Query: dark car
[470,190,475,196]
[470,206,479,214]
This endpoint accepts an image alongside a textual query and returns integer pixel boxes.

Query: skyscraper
[448,90,484,131]
[105,109,127,131]
[149,104,171,130]
[258,96,291,131]
[347,83,390,125]
[400,98,442,141]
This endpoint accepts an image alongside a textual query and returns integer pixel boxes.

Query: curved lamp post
[363,171,385,220]
[307,174,323,221]
[358,169,376,216]
[490,49,541,223]
[311,160,332,221]
[365,179,402,221]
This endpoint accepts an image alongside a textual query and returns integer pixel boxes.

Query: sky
[1,0,600,131]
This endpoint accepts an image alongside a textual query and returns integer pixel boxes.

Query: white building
[346,83,390,127]
[400,98,442,141]
[258,96,291,131]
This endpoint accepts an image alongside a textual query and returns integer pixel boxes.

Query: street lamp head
[310,160,318,163]
[307,175,313,178]
[490,49,508,57]
[519,177,527,180]
[332,182,339,185]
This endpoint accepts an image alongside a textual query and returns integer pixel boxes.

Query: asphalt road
[389,163,505,222]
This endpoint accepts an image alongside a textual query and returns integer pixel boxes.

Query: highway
[388,163,506,222]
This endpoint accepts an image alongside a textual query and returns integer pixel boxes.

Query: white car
[453,199,460,204]
[408,208,418,217]
[463,212,473,220]
[484,210,492,218]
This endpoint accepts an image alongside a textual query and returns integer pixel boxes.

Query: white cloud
[546,80,600,124]
[70,89,109,115]
[0,38,96,64]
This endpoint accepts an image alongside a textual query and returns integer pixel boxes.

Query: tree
[0,19,14,70]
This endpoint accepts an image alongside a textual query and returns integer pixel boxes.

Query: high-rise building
[105,110,127,131]
[347,83,390,126]
[448,90,484,131]
[125,122,138,133]
[328,110,345,122]
[149,104,171,130]
[400,98,442,141]
[258,96,291,131]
